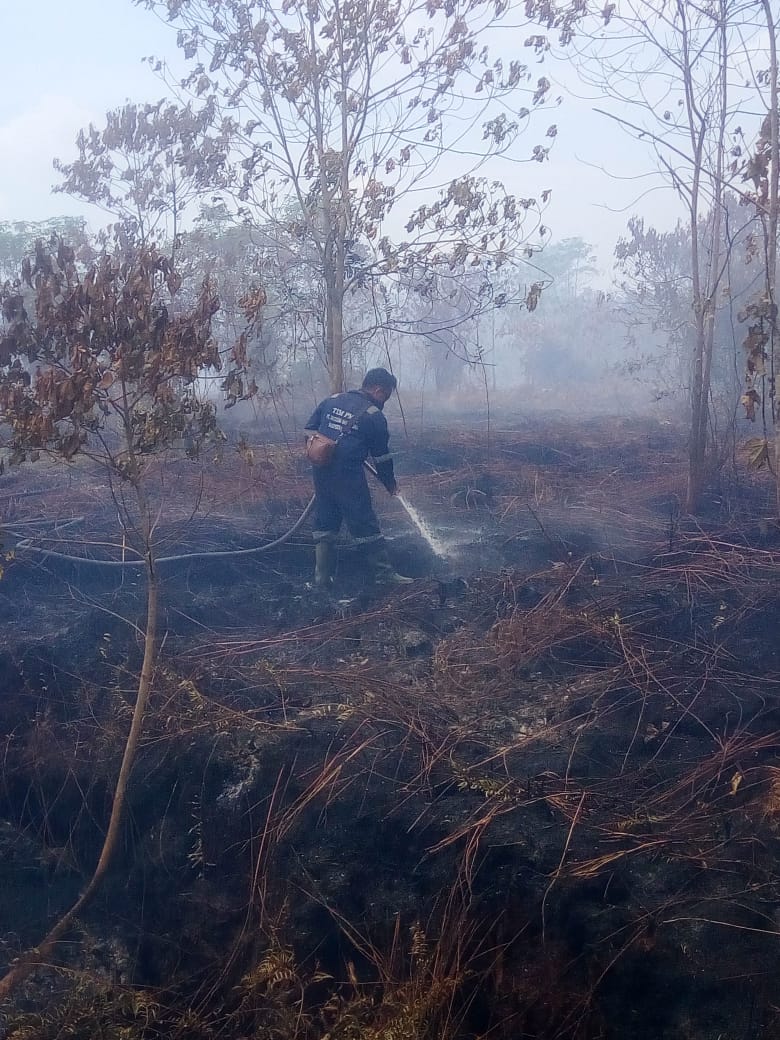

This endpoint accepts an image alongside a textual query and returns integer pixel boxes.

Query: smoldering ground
[1,413,780,1040]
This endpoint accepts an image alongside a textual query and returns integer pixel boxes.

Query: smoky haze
[0,0,774,476]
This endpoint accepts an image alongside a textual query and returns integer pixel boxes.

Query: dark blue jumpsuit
[305,389,396,546]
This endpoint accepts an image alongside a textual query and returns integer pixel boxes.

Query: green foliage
[536,237,598,298]
[0,219,89,283]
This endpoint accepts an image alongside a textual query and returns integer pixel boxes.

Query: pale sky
[0,2,173,221]
[1,1,684,277]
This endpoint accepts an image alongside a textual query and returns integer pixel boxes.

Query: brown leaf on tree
[0,233,226,477]
[740,388,761,421]
[742,437,770,470]
[525,281,543,312]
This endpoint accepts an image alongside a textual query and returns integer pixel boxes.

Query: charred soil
[1,415,780,1039]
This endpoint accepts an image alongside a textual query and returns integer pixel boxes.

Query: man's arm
[363,411,397,494]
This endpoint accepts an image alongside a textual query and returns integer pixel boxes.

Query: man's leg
[314,540,336,588]
[311,468,341,587]
[341,470,412,584]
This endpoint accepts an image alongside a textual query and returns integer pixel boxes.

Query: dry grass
[2,418,780,1037]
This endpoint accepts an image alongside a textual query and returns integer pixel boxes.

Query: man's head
[362,368,397,406]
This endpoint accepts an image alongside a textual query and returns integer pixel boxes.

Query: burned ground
[1,414,780,1039]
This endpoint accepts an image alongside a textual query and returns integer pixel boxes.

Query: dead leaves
[525,280,543,312]
[0,234,248,474]
[742,436,770,470]
[738,296,775,432]
[740,388,761,422]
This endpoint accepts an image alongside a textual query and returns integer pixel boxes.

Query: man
[305,368,413,587]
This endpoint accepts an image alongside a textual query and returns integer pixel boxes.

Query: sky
[0,0,685,279]
[0,2,173,222]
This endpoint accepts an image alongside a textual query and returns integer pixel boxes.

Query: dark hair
[362,368,397,392]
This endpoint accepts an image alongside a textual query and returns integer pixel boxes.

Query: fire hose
[5,461,399,569]
[6,496,316,569]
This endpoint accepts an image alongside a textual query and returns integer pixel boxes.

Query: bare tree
[572,0,764,509]
[130,0,584,392]
[55,100,211,267]
[738,0,780,516]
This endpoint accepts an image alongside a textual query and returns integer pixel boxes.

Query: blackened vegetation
[1,416,780,1039]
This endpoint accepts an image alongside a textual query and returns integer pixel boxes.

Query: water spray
[394,494,451,559]
[364,462,451,559]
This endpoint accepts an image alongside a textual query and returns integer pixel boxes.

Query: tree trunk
[761,0,780,517]
[683,0,727,513]
[687,315,707,511]
[0,477,159,1001]
[329,281,345,394]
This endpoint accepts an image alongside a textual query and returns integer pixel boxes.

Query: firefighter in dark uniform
[305,368,413,587]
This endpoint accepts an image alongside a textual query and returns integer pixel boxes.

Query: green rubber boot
[314,541,336,588]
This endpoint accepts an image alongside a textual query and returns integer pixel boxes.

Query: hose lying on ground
[4,454,400,568]
[6,496,316,568]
